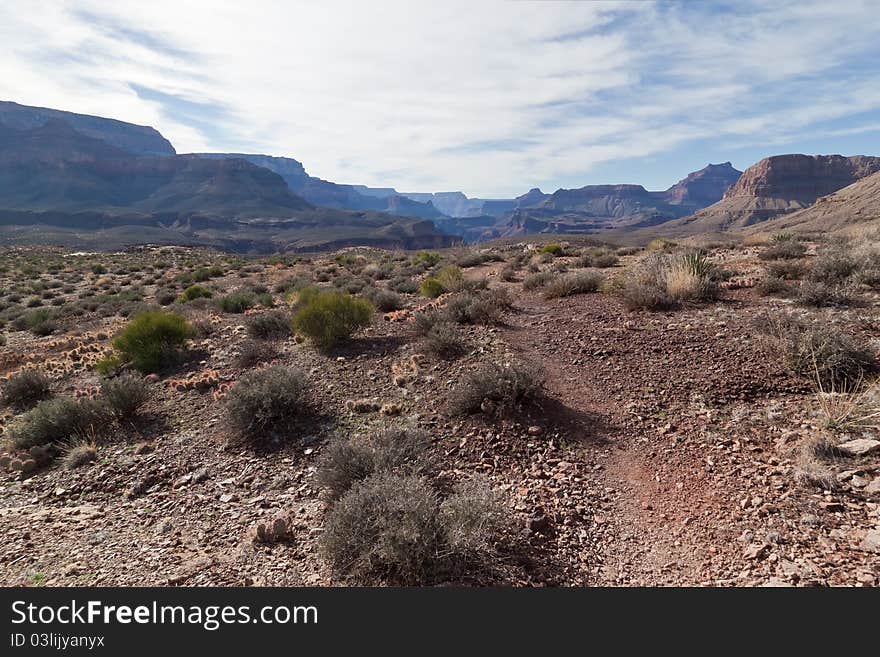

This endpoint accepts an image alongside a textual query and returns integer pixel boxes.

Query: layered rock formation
[0,108,456,252]
[196,153,444,219]
[662,162,742,209]
[0,100,175,156]
[751,170,880,234]
[667,154,880,233]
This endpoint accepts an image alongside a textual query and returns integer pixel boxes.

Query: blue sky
[2,1,880,196]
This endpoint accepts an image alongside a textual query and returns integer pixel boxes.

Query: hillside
[0,115,455,252]
[490,163,740,239]
[661,154,880,235]
[196,153,445,219]
[750,170,880,234]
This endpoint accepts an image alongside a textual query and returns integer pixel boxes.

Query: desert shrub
[435,266,465,292]
[449,360,541,416]
[111,310,194,373]
[420,321,468,359]
[62,441,98,469]
[755,276,791,297]
[225,365,308,437]
[443,288,510,325]
[156,291,176,306]
[94,355,123,377]
[1,370,51,410]
[439,475,505,555]
[413,251,442,267]
[246,310,291,340]
[5,397,106,450]
[499,266,517,282]
[411,311,440,337]
[178,285,212,303]
[797,280,860,308]
[234,340,278,368]
[217,292,254,313]
[539,243,564,256]
[179,266,223,284]
[665,251,719,301]
[806,251,858,284]
[592,253,619,268]
[759,241,807,261]
[767,260,806,280]
[544,271,603,299]
[321,472,503,584]
[13,309,57,335]
[292,290,373,347]
[256,292,275,307]
[273,276,310,294]
[620,254,674,310]
[317,428,434,502]
[100,373,150,420]
[771,318,875,389]
[522,271,554,290]
[362,287,403,312]
[647,238,677,251]
[287,284,321,309]
[389,277,419,294]
[456,252,488,268]
[321,473,442,583]
[316,439,375,502]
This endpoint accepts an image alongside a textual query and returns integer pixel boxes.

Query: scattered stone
[837,439,880,457]
[858,529,880,554]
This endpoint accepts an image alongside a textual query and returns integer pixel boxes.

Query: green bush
[413,251,442,267]
[217,292,254,313]
[292,290,373,347]
[178,285,213,303]
[539,243,564,256]
[111,311,194,373]
[419,277,446,298]
[225,365,308,438]
[435,266,464,292]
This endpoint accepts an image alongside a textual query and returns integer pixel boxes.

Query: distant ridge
[0,100,175,156]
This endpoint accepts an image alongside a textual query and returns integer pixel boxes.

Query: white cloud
[1,0,879,195]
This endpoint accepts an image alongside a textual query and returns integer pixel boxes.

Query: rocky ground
[0,242,878,586]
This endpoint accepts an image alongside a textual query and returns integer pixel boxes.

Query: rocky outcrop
[750,170,880,234]
[658,154,880,234]
[662,162,741,209]
[723,154,880,203]
[0,100,175,156]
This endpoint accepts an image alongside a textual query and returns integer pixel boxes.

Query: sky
[2,0,880,197]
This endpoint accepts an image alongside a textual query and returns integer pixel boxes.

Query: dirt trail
[501,290,788,585]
